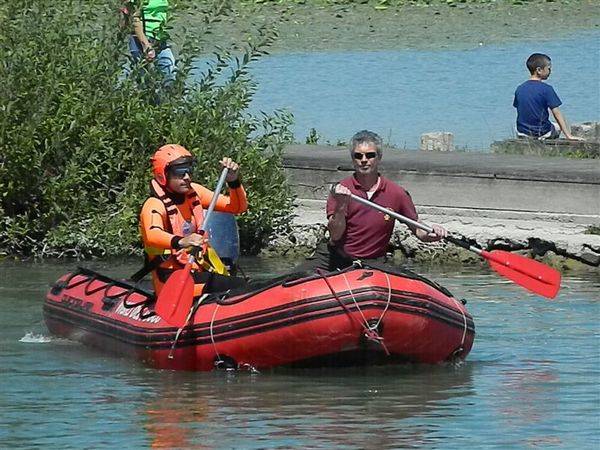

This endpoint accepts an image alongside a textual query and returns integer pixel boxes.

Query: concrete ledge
[283,144,600,216]
[272,145,600,268]
[491,138,600,158]
[293,199,598,226]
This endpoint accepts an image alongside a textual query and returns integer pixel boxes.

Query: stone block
[571,122,600,143]
[420,132,455,152]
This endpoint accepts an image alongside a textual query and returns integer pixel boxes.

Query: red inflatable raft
[44,265,475,371]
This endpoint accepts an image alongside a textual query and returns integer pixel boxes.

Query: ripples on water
[0,260,598,448]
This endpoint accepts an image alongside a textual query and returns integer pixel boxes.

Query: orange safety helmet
[152,144,193,186]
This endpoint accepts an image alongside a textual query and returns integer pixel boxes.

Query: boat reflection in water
[138,364,475,448]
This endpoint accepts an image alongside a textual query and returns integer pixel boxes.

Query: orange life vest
[145,179,209,296]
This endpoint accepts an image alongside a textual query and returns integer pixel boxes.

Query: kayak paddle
[155,167,229,326]
[346,191,561,299]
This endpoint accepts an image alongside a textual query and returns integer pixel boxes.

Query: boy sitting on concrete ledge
[513,53,583,142]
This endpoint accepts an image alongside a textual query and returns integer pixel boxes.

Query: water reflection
[142,387,212,449]
[482,362,565,448]
[136,364,474,448]
[497,363,560,425]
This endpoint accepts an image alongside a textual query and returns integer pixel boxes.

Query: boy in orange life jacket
[140,144,248,296]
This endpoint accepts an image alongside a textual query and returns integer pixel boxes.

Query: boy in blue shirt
[513,53,581,140]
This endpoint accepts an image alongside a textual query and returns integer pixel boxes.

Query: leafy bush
[0,0,294,258]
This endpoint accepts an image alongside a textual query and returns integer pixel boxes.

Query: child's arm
[130,7,156,62]
[551,107,583,140]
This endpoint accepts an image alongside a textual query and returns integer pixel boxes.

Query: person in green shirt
[121,0,175,90]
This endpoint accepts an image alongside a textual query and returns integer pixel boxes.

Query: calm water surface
[246,30,600,149]
[1,258,598,449]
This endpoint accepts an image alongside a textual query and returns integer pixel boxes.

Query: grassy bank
[183,0,600,53]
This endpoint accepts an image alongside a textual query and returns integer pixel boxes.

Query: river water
[247,30,600,150]
[1,258,598,448]
[3,23,600,449]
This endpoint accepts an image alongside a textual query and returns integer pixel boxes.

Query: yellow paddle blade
[199,246,229,276]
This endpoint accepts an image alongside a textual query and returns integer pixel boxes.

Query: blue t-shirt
[513,80,562,136]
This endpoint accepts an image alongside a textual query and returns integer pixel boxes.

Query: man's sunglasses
[353,152,377,160]
[168,164,193,178]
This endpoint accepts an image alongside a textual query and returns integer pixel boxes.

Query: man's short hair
[350,130,383,158]
[526,53,551,74]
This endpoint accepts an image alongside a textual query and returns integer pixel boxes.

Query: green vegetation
[305,128,321,144]
[0,0,294,258]
[491,140,599,158]
[237,0,540,6]
[585,226,600,235]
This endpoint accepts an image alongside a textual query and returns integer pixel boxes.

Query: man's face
[166,163,193,195]
[352,142,380,176]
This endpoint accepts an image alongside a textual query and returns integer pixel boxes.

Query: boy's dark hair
[526,53,551,74]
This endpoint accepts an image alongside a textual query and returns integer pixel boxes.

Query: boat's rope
[342,271,392,333]
[450,296,468,354]
[341,271,391,356]
[58,270,153,313]
[317,269,390,355]
[210,303,222,367]
[209,298,259,372]
[168,294,209,359]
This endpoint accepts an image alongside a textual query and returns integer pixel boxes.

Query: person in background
[120,0,176,89]
[140,144,247,296]
[295,130,447,272]
[513,53,582,141]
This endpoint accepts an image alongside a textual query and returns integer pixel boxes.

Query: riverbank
[185,0,600,151]
[263,144,600,270]
[194,0,600,53]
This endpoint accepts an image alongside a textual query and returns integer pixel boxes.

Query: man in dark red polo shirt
[296,130,447,272]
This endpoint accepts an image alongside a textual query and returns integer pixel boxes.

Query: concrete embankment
[266,144,600,268]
